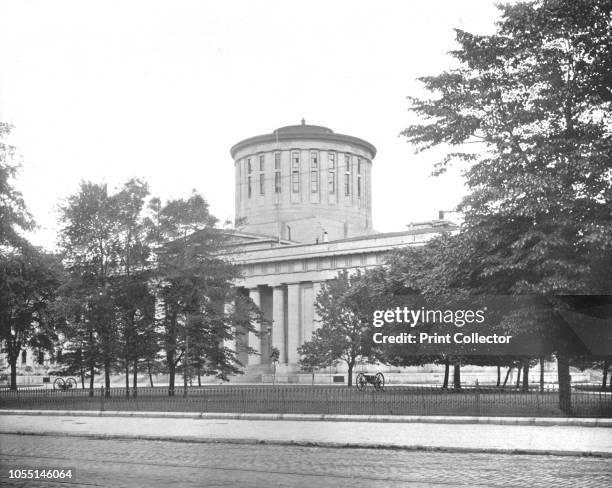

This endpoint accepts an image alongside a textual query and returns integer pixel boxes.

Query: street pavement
[1,434,612,487]
[0,413,611,456]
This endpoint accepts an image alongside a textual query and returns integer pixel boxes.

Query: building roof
[222,230,296,248]
[230,122,377,159]
[223,222,458,260]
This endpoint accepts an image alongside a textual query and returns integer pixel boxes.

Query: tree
[572,357,612,392]
[147,191,251,394]
[112,179,154,394]
[0,245,62,390]
[58,182,123,394]
[298,338,334,380]
[0,122,33,249]
[58,183,255,395]
[299,271,383,386]
[53,275,101,391]
[401,0,612,412]
[384,238,472,389]
[139,323,163,387]
[270,346,280,384]
[184,287,251,385]
[0,123,61,390]
[225,289,265,376]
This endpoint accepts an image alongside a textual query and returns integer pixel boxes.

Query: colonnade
[237,282,323,368]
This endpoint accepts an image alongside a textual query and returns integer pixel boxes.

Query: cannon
[356,372,385,391]
[53,377,78,391]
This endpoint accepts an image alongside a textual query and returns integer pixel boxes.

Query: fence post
[100,386,105,412]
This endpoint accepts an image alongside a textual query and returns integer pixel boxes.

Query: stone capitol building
[4,120,568,386]
[225,120,455,381]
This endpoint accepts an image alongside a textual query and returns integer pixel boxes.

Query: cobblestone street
[1,434,611,488]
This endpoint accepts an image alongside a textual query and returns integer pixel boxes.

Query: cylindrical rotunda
[230,121,376,243]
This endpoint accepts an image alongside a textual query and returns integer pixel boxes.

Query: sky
[0,0,503,250]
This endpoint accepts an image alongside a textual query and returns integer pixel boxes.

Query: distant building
[226,121,456,377]
[0,347,51,387]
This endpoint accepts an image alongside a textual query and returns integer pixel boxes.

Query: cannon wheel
[53,377,66,390]
[65,377,78,389]
[356,373,367,391]
[374,373,385,391]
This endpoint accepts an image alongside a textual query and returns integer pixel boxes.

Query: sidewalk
[1,411,611,457]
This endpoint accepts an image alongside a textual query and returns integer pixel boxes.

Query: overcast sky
[0,0,503,250]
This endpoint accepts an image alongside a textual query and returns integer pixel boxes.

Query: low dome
[230,121,376,159]
[273,124,333,135]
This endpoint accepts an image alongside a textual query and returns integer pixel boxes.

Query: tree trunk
[80,359,85,390]
[183,357,188,397]
[167,310,177,396]
[347,360,354,387]
[197,365,202,387]
[442,357,450,389]
[9,357,17,391]
[183,332,190,396]
[502,367,513,388]
[557,353,571,414]
[7,339,21,391]
[602,360,608,391]
[104,359,111,398]
[147,360,154,387]
[168,359,175,397]
[496,365,501,387]
[88,330,95,396]
[133,359,138,396]
[516,365,522,388]
[75,348,85,389]
[89,359,96,396]
[522,360,529,392]
[539,357,545,392]
[124,326,131,396]
[453,363,461,390]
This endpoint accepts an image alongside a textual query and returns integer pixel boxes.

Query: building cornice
[224,226,456,265]
[230,124,377,159]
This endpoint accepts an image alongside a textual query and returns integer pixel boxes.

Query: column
[301,284,314,341]
[272,286,286,364]
[248,287,261,365]
[286,283,301,364]
[222,301,236,355]
[312,282,323,332]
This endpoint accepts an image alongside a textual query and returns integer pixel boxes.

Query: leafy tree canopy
[0,123,34,249]
[402,0,612,295]
[0,245,63,389]
[299,270,387,386]
[399,0,612,409]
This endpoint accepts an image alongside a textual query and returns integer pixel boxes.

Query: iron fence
[0,385,610,418]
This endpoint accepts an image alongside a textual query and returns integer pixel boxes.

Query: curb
[2,409,611,427]
[3,430,611,458]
